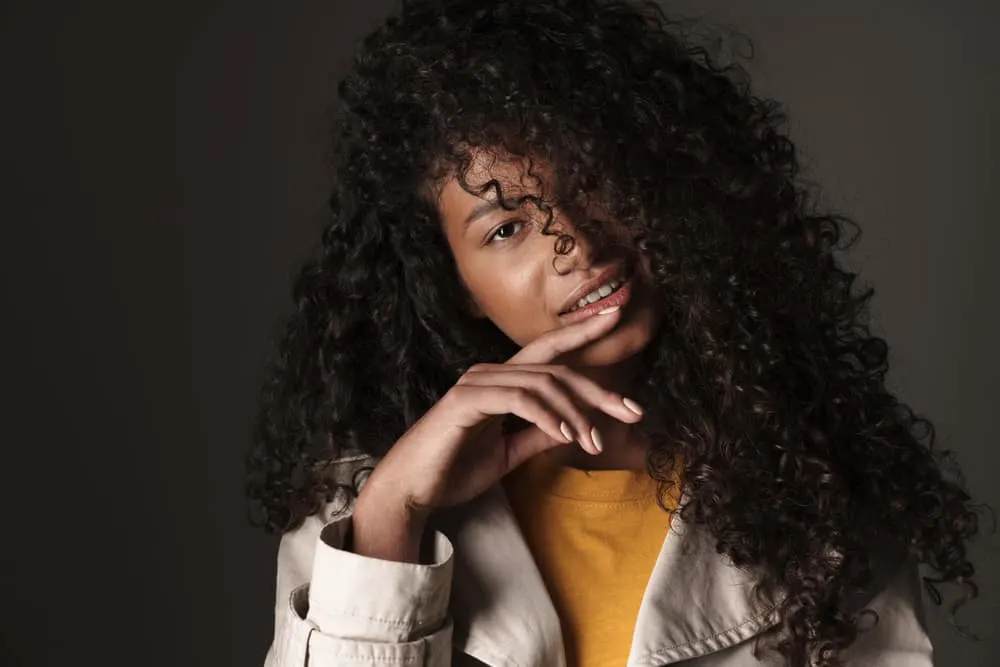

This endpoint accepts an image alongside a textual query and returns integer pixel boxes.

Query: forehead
[433,150,556,225]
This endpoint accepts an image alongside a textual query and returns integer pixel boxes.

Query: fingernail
[622,397,644,416]
[559,422,575,443]
[597,306,620,315]
[590,426,604,453]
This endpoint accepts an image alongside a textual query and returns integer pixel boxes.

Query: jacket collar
[430,483,780,667]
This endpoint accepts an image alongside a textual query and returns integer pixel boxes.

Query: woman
[246,0,981,665]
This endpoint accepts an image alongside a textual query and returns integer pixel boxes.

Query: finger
[507,305,622,365]
[449,384,576,450]
[462,364,643,426]
[457,369,603,454]
[543,364,644,423]
[504,425,575,472]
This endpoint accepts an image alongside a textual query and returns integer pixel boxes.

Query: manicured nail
[622,397,644,416]
[590,426,604,453]
[559,422,575,443]
[597,306,620,315]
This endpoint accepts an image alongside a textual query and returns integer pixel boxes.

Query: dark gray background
[1,1,996,665]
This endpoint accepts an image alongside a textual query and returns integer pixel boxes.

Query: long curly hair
[246,0,982,663]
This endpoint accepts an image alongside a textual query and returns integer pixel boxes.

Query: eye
[485,219,526,245]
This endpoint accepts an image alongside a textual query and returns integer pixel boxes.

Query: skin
[354,309,640,562]
[353,153,666,564]
[435,152,662,470]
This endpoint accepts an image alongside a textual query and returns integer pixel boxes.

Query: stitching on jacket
[637,606,778,660]
[322,608,449,635]
[317,655,419,663]
[323,608,418,628]
[320,655,419,663]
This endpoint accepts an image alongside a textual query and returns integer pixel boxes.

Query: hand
[355,306,643,527]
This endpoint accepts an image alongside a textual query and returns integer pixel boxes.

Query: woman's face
[435,153,661,367]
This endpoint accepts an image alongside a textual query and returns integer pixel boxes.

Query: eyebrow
[464,199,505,228]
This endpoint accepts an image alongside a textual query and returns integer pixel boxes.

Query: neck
[579,353,640,396]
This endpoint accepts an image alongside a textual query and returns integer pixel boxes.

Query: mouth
[557,264,634,321]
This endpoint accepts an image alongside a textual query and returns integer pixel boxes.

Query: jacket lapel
[432,483,779,667]
[626,516,779,665]
[431,483,566,667]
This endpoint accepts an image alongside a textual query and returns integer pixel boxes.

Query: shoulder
[840,537,920,617]
[840,554,933,663]
[317,450,379,493]
[271,451,381,613]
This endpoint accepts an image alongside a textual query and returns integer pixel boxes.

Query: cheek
[464,269,549,345]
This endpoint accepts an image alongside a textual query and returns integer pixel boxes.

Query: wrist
[352,485,428,563]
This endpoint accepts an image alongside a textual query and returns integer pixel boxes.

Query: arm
[262,311,632,666]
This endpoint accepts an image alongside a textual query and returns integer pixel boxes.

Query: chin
[565,316,656,368]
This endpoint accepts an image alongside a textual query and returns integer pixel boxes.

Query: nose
[550,218,600,275]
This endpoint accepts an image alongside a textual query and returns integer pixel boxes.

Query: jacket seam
[637,606,778,661]
[320,608,442,630]
[315,655,420,663]
[458,638,519,667]
[326,453,374,466]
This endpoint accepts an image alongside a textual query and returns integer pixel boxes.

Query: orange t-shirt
[501,452,679,667]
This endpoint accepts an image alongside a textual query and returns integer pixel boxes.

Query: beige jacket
[263,453,933,667]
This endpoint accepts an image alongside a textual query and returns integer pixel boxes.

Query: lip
[557,262,629,316]
[558,279,633,323]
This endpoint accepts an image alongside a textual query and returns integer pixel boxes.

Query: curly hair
[246,0,982,663]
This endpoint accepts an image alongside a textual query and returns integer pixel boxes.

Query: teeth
[567,279,623,313]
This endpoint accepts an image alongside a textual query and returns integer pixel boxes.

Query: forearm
[352,484,428,564]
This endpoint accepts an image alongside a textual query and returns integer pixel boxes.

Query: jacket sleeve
[841,560,934,666]
[263,509,456,667]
